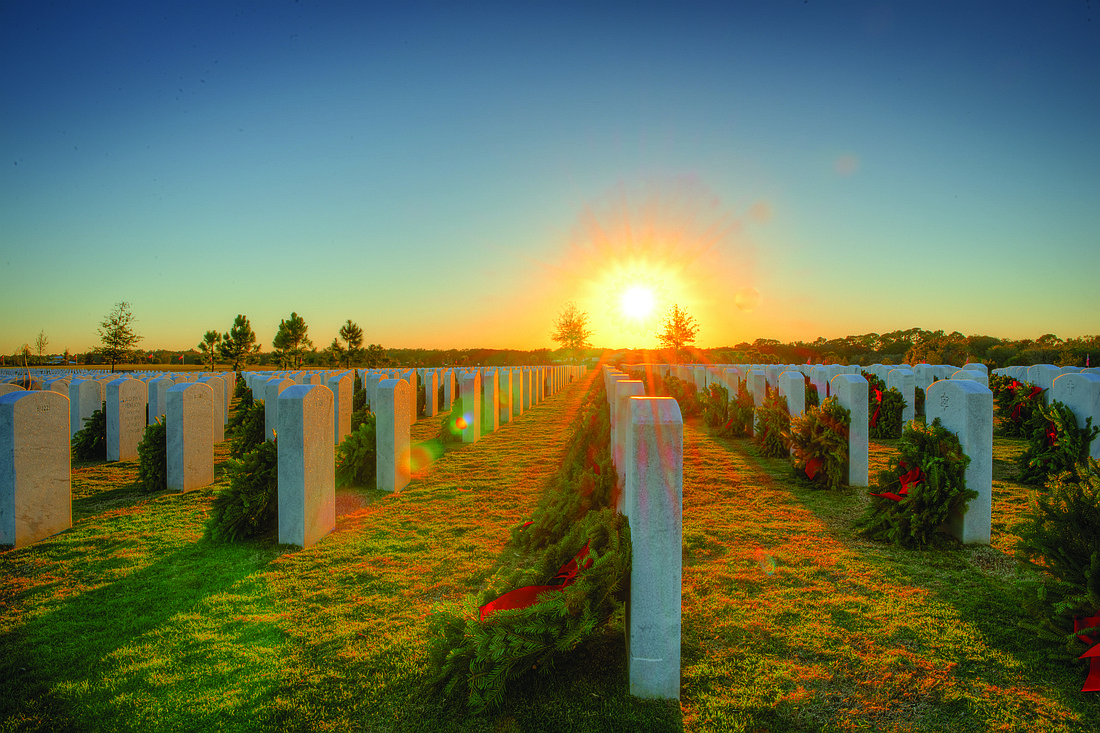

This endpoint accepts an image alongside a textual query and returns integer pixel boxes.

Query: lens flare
[734,287,761,312]
[754,547,777,576]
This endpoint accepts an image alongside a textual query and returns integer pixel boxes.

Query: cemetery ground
[2,373,1099,732]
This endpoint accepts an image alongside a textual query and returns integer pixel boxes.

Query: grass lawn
[2,374,1098,732]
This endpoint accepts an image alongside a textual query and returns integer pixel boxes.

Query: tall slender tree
[339,319,364,368]
[550,301,592,363]
[656,303,698,363]
[219,314,260,371]
[272,312,312,369]
[96,301,143,371]
[197,330,222,370]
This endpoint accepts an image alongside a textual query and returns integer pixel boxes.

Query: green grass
[2,377,1098,732]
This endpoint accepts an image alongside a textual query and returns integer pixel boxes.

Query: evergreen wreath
[204,439,279,543]
[228,399,266,459]
[1017,399,1099,486]
[703,382,730,429]
[864,373,906,440]
[717,380,755,438]
[136,417,168,492]
[335,413,377,488]
[427,508,630,713]
[1014,458,1100,677]
[993,377,1045,437]
[854,418,976,548]
[805,380,820,409]
[786,397,851,491]
[71,401,107,461]
[660,374,701,417]
[754,390,790,458]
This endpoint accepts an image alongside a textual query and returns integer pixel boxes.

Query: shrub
[418,382,427,417]
[786,397,851,490]
[229,399,266,459]
[702,383,729,428]
[352,373,367,414]
[914,385,925,416]
[136,417,168,492]
[233,373,250,400]
[854,418,976,548]
[205,440,278,543]
[805,380,820,409]
[661,375,701,418]
[336,414,377,488]
[1017,399,1099,486]
[1015,458,1100,664]
[754,390,790,458]
[717,382,755,438]
[72,401,107,461]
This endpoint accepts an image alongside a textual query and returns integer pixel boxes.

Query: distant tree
[339,320,364,368]
[96,301,143,371]
[363,343,387,368]
[197,330,222,370]
[657,303,699,363]
[328,337,346,367]
[272,312,313,369]
[34,330,49,364]
[550,301,592,363]
[220,314,261,372]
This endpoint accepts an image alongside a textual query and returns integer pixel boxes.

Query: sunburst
[606,273,668,336]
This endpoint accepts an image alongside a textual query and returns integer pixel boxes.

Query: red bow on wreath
[870,387,883,428]
[1046,421,1058,447]
[871,461,923,502]
[804,456,824,480]
[1075,615,1100,692]
[478,542,592,621]
[1010,384,1044,423]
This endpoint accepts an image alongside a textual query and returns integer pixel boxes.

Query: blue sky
[2,1,1097,354]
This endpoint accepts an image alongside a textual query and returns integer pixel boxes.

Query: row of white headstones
[0,365,586,551]
[596,360,1100,702]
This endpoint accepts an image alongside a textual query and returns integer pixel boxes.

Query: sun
[606,274,668,336]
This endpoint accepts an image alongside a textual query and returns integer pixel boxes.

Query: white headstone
[264,377,294,441]
[1,390,71,547]
[829,374,869,487]
[277,384,335,548]
[460,371,482,443]
[924,379,992,544]
[107,378,147,462]
[887,367,916,423]
[326,372,353,445]
[1052,373,1100,461]
[376,378,412,493]
[625,396,682,700]
[481,369,499,434]
[167,382,214,492]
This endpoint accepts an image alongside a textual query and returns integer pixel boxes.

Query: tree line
[11,301,1094,371]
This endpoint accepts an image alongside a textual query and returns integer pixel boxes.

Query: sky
[2,0,1098,355]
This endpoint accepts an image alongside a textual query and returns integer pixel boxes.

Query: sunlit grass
[2,384,1098,732]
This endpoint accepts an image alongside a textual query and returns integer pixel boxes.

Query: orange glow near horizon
[547,177,763,350]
